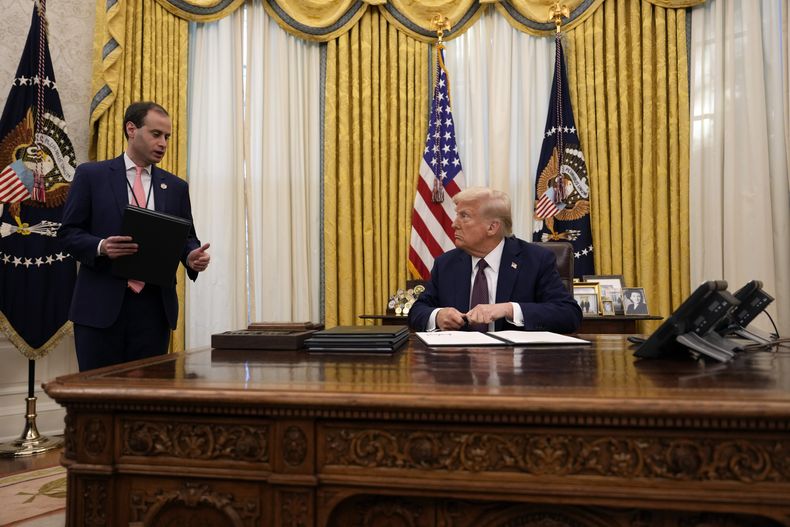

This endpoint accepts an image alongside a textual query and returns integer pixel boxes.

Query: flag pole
[0,360,63,456]
[548,2,569,206]
[430,14,450,203]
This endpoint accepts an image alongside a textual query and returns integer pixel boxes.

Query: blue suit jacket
[58,155,200,329]
[408,237,582,333]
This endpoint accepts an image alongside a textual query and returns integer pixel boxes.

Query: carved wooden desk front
[43,335,790,527]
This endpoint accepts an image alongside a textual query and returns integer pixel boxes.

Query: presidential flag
[408,44,466,279]
[0,0,77,358]
[533,35,594,277]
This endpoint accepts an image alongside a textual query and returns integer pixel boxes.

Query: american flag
[534,187,560,219]
[408,45,466,279]
[0,162,32,203]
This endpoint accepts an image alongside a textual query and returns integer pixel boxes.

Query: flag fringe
[0,313,72,360]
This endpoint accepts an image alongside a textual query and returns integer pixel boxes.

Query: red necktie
[128,166,145,293]
[469,259,489,331]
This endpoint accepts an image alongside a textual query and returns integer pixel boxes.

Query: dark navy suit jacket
[408,237,582,333]
[58,155,200,329]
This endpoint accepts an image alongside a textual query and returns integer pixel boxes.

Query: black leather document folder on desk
[111,205,191,287]
[304,325,409,353]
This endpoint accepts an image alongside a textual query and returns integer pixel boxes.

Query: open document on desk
[416,330,590,347]
[489,331,590,345]
[416,331,505,346]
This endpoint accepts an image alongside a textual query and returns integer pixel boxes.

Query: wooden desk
[578,314,663,333]
[44,336,790,526]
[360,313,662,334]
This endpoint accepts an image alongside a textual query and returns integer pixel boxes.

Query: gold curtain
[89,0,190,351]
[564,0,690,329]
[324,10,429,326]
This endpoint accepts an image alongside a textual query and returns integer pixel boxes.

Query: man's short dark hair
[123,101,169,139]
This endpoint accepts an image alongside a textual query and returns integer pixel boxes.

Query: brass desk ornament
[388,284,425,316]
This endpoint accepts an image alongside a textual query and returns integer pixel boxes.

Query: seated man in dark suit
[408,187,582,333]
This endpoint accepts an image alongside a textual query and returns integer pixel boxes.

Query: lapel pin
[160,183,167,189]
[511,262,518,269]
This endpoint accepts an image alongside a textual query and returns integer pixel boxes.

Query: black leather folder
[304,325,409,353]
[111,205,191,287]
[310,325,408,339]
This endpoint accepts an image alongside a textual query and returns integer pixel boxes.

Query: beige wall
[0,0,95,441]
[0,0,95,164]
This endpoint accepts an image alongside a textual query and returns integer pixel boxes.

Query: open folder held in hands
[111,205,192,287]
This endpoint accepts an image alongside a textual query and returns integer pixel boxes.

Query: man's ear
[125,121,136,139]
[487,219,501,235]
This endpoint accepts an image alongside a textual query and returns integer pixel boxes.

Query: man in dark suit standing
[59,101,210,371]
[408,187,581,333]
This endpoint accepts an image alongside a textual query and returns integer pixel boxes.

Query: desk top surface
[44,335,790,418]
[360,314,663,321]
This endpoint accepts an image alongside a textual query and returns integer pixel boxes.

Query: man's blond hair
[453,187,513,237]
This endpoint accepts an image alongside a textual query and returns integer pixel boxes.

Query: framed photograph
[601,298,615,316]
[623,287,649,315]
[584,275,625,314]
[573,282,601,317]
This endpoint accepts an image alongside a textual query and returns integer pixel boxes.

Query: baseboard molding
[0,406,65,444]
[0,337,76,442]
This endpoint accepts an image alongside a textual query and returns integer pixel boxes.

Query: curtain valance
[153,0,246,22]
[261,1,486,42]
[150,0,706,38]
[261,0,705,42]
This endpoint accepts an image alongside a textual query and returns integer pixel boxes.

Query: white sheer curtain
[785,2,790,190]
[186,10,246,347]
[689,0,790,334]
[187,2,321,345]
[444,10,555,237]
[245,1,321,323]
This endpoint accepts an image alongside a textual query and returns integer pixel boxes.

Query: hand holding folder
[111,205,192,287]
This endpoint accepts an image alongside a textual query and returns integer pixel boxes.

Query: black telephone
[716,280,774,343]
[633,281,740,362]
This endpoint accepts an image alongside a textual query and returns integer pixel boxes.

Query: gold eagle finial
[549,1,570,33]
[431,14,450,44]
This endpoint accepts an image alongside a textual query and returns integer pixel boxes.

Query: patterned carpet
[0,466,66,526]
